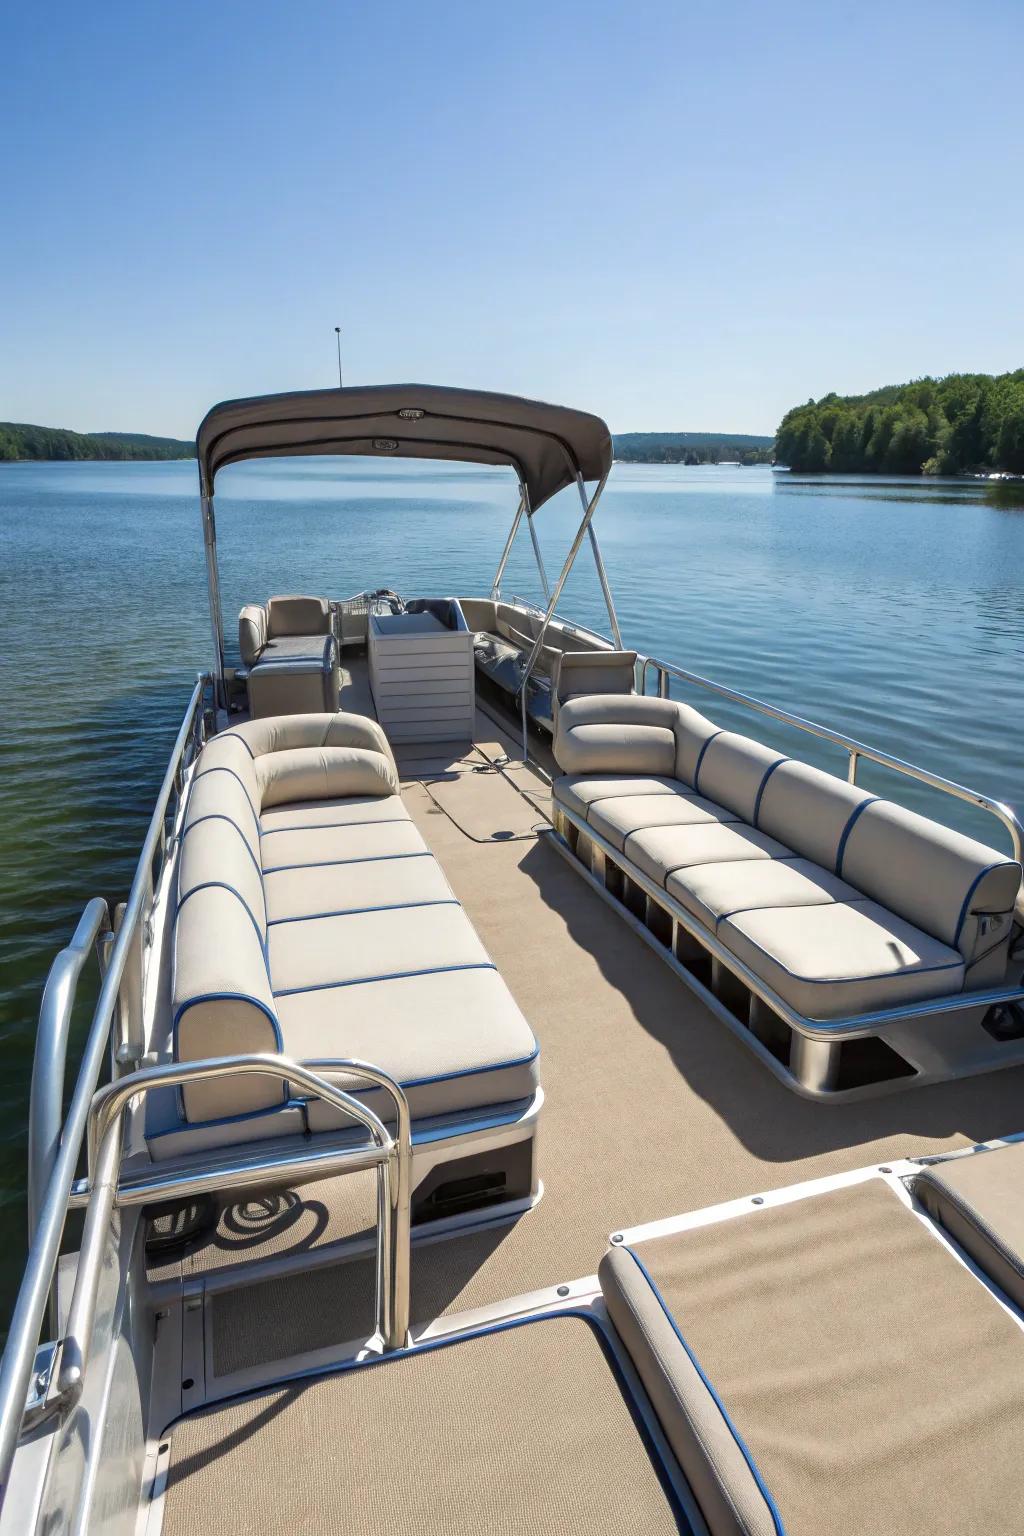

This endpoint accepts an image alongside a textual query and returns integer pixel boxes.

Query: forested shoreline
[775,371,1024,475]
[0,422,195,462]
[613,431,773,465]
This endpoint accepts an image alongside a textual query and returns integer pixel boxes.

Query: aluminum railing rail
[26,898,113,1339]
[57,1054,411,1409]
[0,675,208,1504]
[641,654,1024,874]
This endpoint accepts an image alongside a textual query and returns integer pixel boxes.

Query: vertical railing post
[577,473,623,649]
[200,493,226,709]
[491,490,526,599]
[518,470,611,759]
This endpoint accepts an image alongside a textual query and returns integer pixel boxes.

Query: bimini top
[196,383,612,509]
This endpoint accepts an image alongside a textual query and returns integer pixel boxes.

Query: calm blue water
[1,457,1023,1323]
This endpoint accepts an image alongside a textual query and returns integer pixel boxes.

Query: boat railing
[0,673,210,1501]
[639,654,1024,871]
[57,1054,411,1413]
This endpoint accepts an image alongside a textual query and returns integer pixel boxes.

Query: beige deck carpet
[207,764,1024,1376]
[163,1314,684,1536]
[627,1179,1024,1536]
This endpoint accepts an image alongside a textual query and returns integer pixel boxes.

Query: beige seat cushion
[839,799,1021,963]
[267,902,490,995]
[588,791,738,852]
[755,759,875,871]
[259,795,410,833]
[914,1143,1024,1311]
[601,1179,1024,1536]
[553,775,681,819]
[264,851,451,925]
[692,731,786,823]
[554,695,679,777]
[279,967,539,1125]
[259,818,428,872]
[720,899,964,1019]
[667,857,861,931]
[626,822,792,889]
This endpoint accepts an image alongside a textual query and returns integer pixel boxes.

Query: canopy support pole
[200,494,226,709]
[524,486,551,602]
[518,469,610,760]
[491,490,526,599]
[579,472,622,649]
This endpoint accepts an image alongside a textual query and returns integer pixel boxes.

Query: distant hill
[613,431,774,466]
[0,422,195,462]
[775,370,1024,474]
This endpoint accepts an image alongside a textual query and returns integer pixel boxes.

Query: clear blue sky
[2,0,1022,439]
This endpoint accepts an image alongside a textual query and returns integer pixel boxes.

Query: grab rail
[27,900,112,1241]
[641,654,1024,870]
[27,898,113,1339]
[0,675,208,1504]
[57,1055,411,1408]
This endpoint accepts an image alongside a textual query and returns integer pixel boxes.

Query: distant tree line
[775,371,1024,475]
[0,422,195,462]
[614,431,774,466]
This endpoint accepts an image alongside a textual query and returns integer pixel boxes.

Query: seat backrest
[266,594,331,638]
[172,712,400,1124]
[840,799,1022,964]
[692,731,787,823]
[756,758,875,871]
[238,604,267,666]
[553,694,680,777]
[458,597,498,634]
[553,650,638,706]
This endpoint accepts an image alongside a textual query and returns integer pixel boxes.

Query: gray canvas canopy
[197,383,613,509]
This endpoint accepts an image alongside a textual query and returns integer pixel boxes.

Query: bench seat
[152,711,539,1160]
[552,694,1022,1029]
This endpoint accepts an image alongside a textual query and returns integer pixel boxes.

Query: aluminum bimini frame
[194,382,619,713]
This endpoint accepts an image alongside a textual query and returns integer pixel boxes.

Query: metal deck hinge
[22,1341,63,1433]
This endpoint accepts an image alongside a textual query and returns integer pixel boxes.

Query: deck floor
[165,671,1024,1381]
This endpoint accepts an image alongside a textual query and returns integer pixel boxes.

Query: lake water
[1,457,1023,1326]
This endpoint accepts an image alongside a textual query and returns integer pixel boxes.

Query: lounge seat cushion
[914,1142,1024,1311]
[625,823,792,889]
[667,857,862,931]
[600,1179,1024,1536]
[553,775,682,819]
[839,799,1023,962]
[279,967,539,1125]
[259,818,427,872]
[588,791,739,852]
[720,899,965,1019]
[264,851,451,924]
[170,712,538,1134]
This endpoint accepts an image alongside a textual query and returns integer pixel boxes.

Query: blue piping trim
[340,1040,541,1097]
[273,960,496,998]
[268,899,459,927]
[147,1096,307,1140]
[181,814,262,875]
[216,730,257,761]
[158,1309,688,1528]
[691,730,723,796]
[260,815,405,837]
[752,756,787,827]
[953,862,1018,947]
[624,1248,787,1536]
[262,851,432,875]
[192,765,262,832]
[176,881,268,960]
[835,796,879,877]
